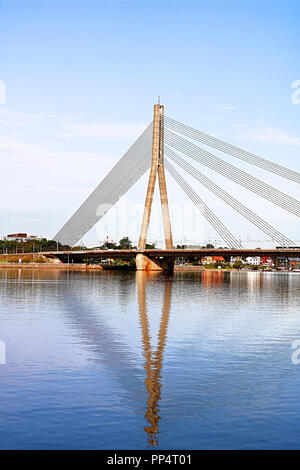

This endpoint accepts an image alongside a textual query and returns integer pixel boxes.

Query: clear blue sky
[0,0,299,246]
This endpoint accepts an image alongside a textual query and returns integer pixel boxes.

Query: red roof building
[212,256,225,262]
[7,233,27,238]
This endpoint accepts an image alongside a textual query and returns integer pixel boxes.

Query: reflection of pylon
[138,103,173,250]
[136,272,172,446]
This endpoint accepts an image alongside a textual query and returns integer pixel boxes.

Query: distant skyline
[0,0,299,247]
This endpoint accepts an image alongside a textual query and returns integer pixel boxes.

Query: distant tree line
[0,238,71,254]
[0,236,156,254]
[95,237,156,250]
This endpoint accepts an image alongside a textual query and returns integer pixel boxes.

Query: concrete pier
[136,253,174,273]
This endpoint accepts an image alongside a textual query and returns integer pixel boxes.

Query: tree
[233,260,243,270]
[104,241,117,250]
[145,242,156,249]
[118,237,132,250]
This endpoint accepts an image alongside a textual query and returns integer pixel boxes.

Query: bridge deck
[41,248,300,259]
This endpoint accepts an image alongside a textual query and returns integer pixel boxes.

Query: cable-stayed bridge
[53,103,300,271]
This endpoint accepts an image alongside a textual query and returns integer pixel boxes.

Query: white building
[245,256,261,266]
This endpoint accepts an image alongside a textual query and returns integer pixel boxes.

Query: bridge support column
[136,253,174,273]
[138,102,173,251]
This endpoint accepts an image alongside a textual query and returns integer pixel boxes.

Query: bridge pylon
[137,103,174,272]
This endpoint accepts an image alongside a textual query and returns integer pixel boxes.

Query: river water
[0,268,300,449]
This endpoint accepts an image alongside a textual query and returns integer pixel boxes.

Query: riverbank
[0,263,104,270]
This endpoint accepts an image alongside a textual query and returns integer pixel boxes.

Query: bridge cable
[101,150,152,208]
[165,159,242,248]
[165,146,294,246]
[68,149,153,238]
[165,128,300,215]
[54,120,154,246]
[165,115,300,185]
[165,129,300,217]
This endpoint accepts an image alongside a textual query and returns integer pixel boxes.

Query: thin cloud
[35,184,89,194]
[234,125,300,147]
[61,121,146,140]
[0,108,147,142]
[0,138,104,164]
[216,104,237,111]
[0,108,58,127]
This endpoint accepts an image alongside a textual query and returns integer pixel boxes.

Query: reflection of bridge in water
[55,270,172,447]
[55,270,172,446]
[1,268,300,446]
[15,268,172,447]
